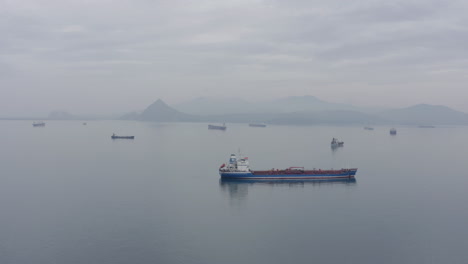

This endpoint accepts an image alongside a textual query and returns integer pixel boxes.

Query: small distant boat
[208,123,226,130]
[390,128,397,135]
[219,154,357,180]
[111,133,134,139]
[364,126,374,130]
[249,123,266,127]
[331,138,344,147]
[83,122,87,125]
[33,121,45,127]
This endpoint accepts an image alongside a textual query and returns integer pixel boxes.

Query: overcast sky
[1,0,468,116]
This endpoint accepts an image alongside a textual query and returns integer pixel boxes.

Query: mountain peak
[139,99,195,122]
[151,99,168,106]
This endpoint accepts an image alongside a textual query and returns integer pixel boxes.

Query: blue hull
[220,170,356,180]
[220,178,357,184]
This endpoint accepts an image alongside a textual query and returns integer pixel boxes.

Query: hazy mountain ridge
[48,111,78,120]
[174,95,369,115]
[269,110,385,125]
[378,104,468,125]
[270,96,363,113]
[45,111,119,120]
[123,97,468,125]
[174,97,255,115]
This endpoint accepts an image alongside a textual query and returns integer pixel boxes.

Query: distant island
[3,96,467,126]
[119,96,468,126]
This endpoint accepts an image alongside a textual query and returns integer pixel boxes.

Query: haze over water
[1,120,468,264]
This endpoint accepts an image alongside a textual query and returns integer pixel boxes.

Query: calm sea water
[1,120,468,264]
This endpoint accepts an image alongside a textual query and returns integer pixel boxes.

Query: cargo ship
[33,121,45,127]
[208,123,227,130]
[111,133,134,139]
[248,123,267,127]
[331,138,344,148]
[219,154,357,180]
[220,177,356,185]
[390,128,397,135]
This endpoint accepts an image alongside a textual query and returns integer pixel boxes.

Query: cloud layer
[1,0,468,115]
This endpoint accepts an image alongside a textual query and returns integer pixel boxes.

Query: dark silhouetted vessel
[208,123,226,130]
[249,123,267,127]
[111,133,134,139]
[331,138,344,148]
[33,122,45,127]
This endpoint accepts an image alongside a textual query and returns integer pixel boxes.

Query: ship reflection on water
[219,178,357,200]
[331,143,345,153]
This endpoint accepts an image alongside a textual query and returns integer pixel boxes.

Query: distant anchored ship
[208,123,227,130]
[248,123,267,127]
[32,121,45,127]
[331,138,344,148]
[111,133,135,139]
[219,154,357,180]
[390,128,397,135]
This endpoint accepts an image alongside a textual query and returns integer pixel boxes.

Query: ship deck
[252,169,356,176]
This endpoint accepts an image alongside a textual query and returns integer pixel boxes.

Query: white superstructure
[222,154,251,172]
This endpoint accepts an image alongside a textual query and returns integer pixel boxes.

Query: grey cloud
[1,0,468,116]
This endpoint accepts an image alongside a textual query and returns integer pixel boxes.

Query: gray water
[1,120,468,264]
